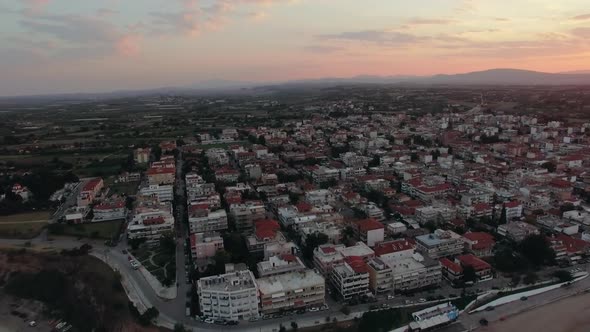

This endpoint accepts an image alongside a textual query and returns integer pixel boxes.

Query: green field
[0,212,51,239]
[49,220,122,240]
[131,246,176,285]
[0,211,51,223]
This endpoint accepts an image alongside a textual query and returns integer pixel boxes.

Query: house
[190,232,224,262]
[77,178,104,207]
[93,200,126,222]
[462,232,495,257]
[354,218,385,247]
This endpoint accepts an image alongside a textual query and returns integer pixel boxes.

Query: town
[1,85,590,332]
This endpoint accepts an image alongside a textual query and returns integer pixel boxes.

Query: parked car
[485,306,495,311]
[387,294,395,300]
[520,296,528,301]
[479,318,489,326]
[248,317,260,322]
[418,298,427,303]
[204,318,214,324]
[309,307,320,312]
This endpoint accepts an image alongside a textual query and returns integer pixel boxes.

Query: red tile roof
[83,178,102,192]
[255,219,280,240]
[374,239,415,256]
[457,254,492,271]
[504,200,521,208]
[344,256,369,274]
[440,257,463,274]
[147,167,175,175]
[463,232,495,251]
[357,218,385,232]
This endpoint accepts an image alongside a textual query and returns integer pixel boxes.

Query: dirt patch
[481,292,590,332]
[0,248,158,331]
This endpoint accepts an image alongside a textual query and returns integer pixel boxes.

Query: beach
[482,292,590,332]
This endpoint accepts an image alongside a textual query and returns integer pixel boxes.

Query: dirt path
[480,292,590,332]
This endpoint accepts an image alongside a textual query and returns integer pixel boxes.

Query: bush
[341,306,351,316]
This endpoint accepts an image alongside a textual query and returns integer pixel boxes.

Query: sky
[1,0,590,95]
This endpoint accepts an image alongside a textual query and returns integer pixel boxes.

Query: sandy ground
[481,292,590,332]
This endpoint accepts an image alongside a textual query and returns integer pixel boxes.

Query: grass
[109,181,139,197]
[0,211,51,223]
[52,220,122,240]
[131,246,176,284]
[0,221,47,239]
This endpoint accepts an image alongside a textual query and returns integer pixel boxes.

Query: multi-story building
[229,201,266,231]
[92,200,126,222]
[197,270,259,321]
[127,210,174,243]
[246,219,284,254]
[497,221,540,242]
[188,207,228,233]
[415,230,464,259]
[77,177,104,207]
[331,256,370,300]
[415,205,456,225]
[367,257,393,294]
[257,254,306,277]
[190,232,224,262]
[313,244,345,276]
[305,189,336,206]
[462,232,495,257]
[146,167,175,185]
[139,184,174,202]
[354,218,385,247]
[311,166,340,183]
[134,148,151,164]
[257,270,325,314]
[187,183,216,201]
[383,253,442,293]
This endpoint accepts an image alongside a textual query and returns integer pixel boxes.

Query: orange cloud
[116,34,141,56]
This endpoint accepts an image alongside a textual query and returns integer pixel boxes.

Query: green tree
[553,270,574,282]
[341,306,351,316]
[291,321,298,330]
[523,272,538,285]
[519,234,555,267]
[303,233,329,260]
[462,265,478,283]
[174,323,188,332]
[499,206,507,224]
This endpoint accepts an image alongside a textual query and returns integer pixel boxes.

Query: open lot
[0,212,51,239]
[51,220,122,240]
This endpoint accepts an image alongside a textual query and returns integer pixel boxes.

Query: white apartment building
[257,270,325,314]
[311,166,340,183]
[305,189,336,206]
[139,184,174,202]
[331,257,370,300]
[383,253,442,293]
[415,206,456,225]
[189,208,228,233]
[197,270,260,321]
[191,232,224,261]
[415,230,464,259]
[187,183,216,201]
[367,257,394,294]
[127,210,174,243]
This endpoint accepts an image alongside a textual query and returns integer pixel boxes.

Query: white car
[204,318,215,324]
[309,307,320,312]
[418,298,427,303]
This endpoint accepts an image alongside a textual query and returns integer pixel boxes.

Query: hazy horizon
[1,0,590,96]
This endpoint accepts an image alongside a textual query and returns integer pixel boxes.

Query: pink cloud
[116,34,141,56]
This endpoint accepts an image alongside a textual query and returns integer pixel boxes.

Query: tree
[139,307,159,326]
[368,155,380,167]
[510,274,521,287]
[541,161,556,173]
[303,233,329,260]
[523,272,538,285]
[553,270,574,282]
[174,323,188,332]
[462,266,477,283]
[341,305,351,316]
[499,206,507,224]
[291,321,298,330]
[519,234,555,267]
[159,233,176,254]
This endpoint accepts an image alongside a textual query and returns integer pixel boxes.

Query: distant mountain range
[2,68,590,100]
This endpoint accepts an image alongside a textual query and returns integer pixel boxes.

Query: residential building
[134,148,151,164]
[147,167,175,185]
[383,253,442,293]
[354,218,385,247]
[257,254,306,278]
[331,256,370,300]
[77,177,104,207]
[197,270,259,321]
[456,254,493,281]
[127,210,174,243]
[504,200,523,220]
[188,207,228,233]
[415,230,464,259]
[462,232,495,257]
[191,232,224,261]
[257,270,325,314]
[229,201,266,231]
[246,219,285,253]
[139,184,174,202]
[92,200,126,222]
[367,257,393,294]
[497,221,540,242]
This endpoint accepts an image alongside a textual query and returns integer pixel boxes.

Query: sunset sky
[1,0,590,95]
